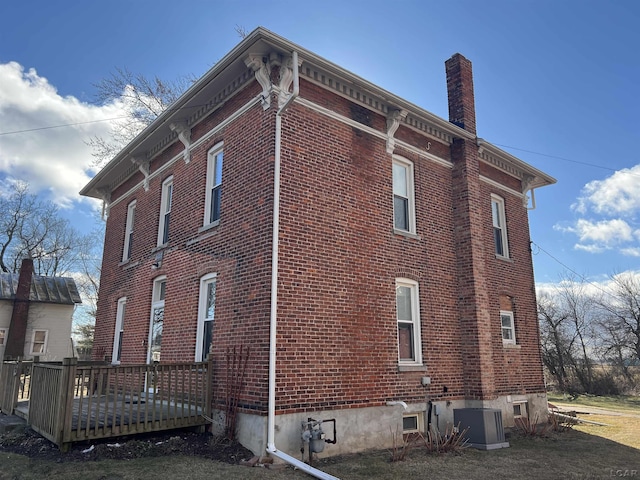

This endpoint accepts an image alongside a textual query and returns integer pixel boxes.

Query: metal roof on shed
[0,273,82,305]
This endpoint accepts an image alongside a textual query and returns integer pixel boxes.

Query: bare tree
[596,272,640,368]
[87,67,195,168]
[0,182,93,277]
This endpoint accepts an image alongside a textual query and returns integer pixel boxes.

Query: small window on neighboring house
[501,310,516,345]
[393,157,415,233]
[123,201,136,261]
[0,328,6,346]
[158,177,173,246]
[491,194,509,257]
[196,273,217,362]
[396,278,422,365]
[112,297,126,364]
[205,143,223,226]
[31,330,48,355]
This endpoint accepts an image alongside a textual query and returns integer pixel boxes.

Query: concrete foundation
[216,391,548,458]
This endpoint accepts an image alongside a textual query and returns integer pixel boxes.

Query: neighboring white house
[0,271,81,362]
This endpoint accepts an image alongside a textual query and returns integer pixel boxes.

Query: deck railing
[0,359,34,414]
[3,358,212,451]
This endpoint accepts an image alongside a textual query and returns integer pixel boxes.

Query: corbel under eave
[170,121,192,164]
[244,54,272,110]
[521,174,537,210]
[97,187,111,220]
[386,109,408,154]
[276,53,303,109]
[131,155,151,191]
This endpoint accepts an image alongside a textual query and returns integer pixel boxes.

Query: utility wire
[531,240,618,299]
[0,117,131,136]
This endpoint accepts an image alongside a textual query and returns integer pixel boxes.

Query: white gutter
[265,51,340,480]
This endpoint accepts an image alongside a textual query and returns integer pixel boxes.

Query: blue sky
[0,0,639,287]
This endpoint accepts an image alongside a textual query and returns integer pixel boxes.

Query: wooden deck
[2,358,212,451]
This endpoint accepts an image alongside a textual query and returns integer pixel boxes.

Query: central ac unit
[453,408,510,450]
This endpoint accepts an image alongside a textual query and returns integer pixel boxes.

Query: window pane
[116,331,123,362]
[210,187,221,223]
[494,227,504,256]
[206,281,216,319]
[214,152,223,184]
[165,183,173,212]
[151,306,164,362]
[393,163,407,196]
[403,415,418,431]
[158,281,166,301]
[398,323,414,361]
[492,200,501,228]
[394,196,409,231]
[396,286,412,321]
[202,320,214,361]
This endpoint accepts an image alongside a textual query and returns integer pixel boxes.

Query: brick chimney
[4,258,34,359]
[445,53,476,135]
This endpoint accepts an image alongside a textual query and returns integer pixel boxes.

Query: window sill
[503,343,521,350]
[186,225,220,246]
[198,220,220,234]
[393,229,422,240]
[397,364,427,373]
[120,260,139,270]
[495,254,514,263]
[152,244,168,253]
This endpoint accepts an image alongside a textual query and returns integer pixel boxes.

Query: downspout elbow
[386,401,408,410]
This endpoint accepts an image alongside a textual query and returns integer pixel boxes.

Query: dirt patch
[0,425,253,464]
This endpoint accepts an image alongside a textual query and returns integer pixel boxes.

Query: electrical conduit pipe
[266,50,340,480]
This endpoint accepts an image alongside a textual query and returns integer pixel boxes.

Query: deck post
[205,357,213,419]
[56,357,77,451]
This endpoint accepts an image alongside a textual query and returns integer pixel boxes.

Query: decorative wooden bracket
[170,121,192,164]
[131,155,150,191]
[97,187,111,219]
[276,53,302,108]
[386,109,408,154]
[244,54,272,110]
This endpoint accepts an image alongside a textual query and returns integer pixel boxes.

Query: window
[396,279,422,365]
[402,414,423,433]
[0,328,6,346]
[196,273,217,361]
[123,201,136,261]
[513,402,528,419]
[491,195,509,257]
[148,277,166,363]
[204,143,223,226]
[392,157,415,233]
[30,330,48,355]
[112,297,126,364]
[158,177,173,246]
[501,310,516,345]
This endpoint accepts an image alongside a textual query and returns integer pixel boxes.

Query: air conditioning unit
[453,408,510,450]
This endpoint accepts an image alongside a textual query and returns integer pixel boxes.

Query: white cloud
[0,62,127,207]
[575,165,640,216]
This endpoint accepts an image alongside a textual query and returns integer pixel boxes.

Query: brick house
[81,28,555,457]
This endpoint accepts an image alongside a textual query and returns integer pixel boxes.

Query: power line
[531,240,617,299]
[494,143,640,177]
[0,117,131,136]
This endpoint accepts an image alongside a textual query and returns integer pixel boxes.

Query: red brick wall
[93,70,545,417]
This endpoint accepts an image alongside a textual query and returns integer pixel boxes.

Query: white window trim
[501,310,516,345]
[396,278,423,366]
[491,194,509,258]
[392,156,416,234]
[0,328,6,346]
[513,401,528,419]
[402,413,424,433]
[195,273,217,362]
[157,176,173,247]
[204,142,223,227]
[30,329,49,356]
[112,297,126,364]
[123,200,136,262]
[148,276,167,363]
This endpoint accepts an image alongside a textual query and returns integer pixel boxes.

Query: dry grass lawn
[2,395,639,480]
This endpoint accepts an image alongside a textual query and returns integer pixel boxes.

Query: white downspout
[266,51,340,480]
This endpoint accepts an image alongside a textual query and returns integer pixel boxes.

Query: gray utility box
[453,408,510,450]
